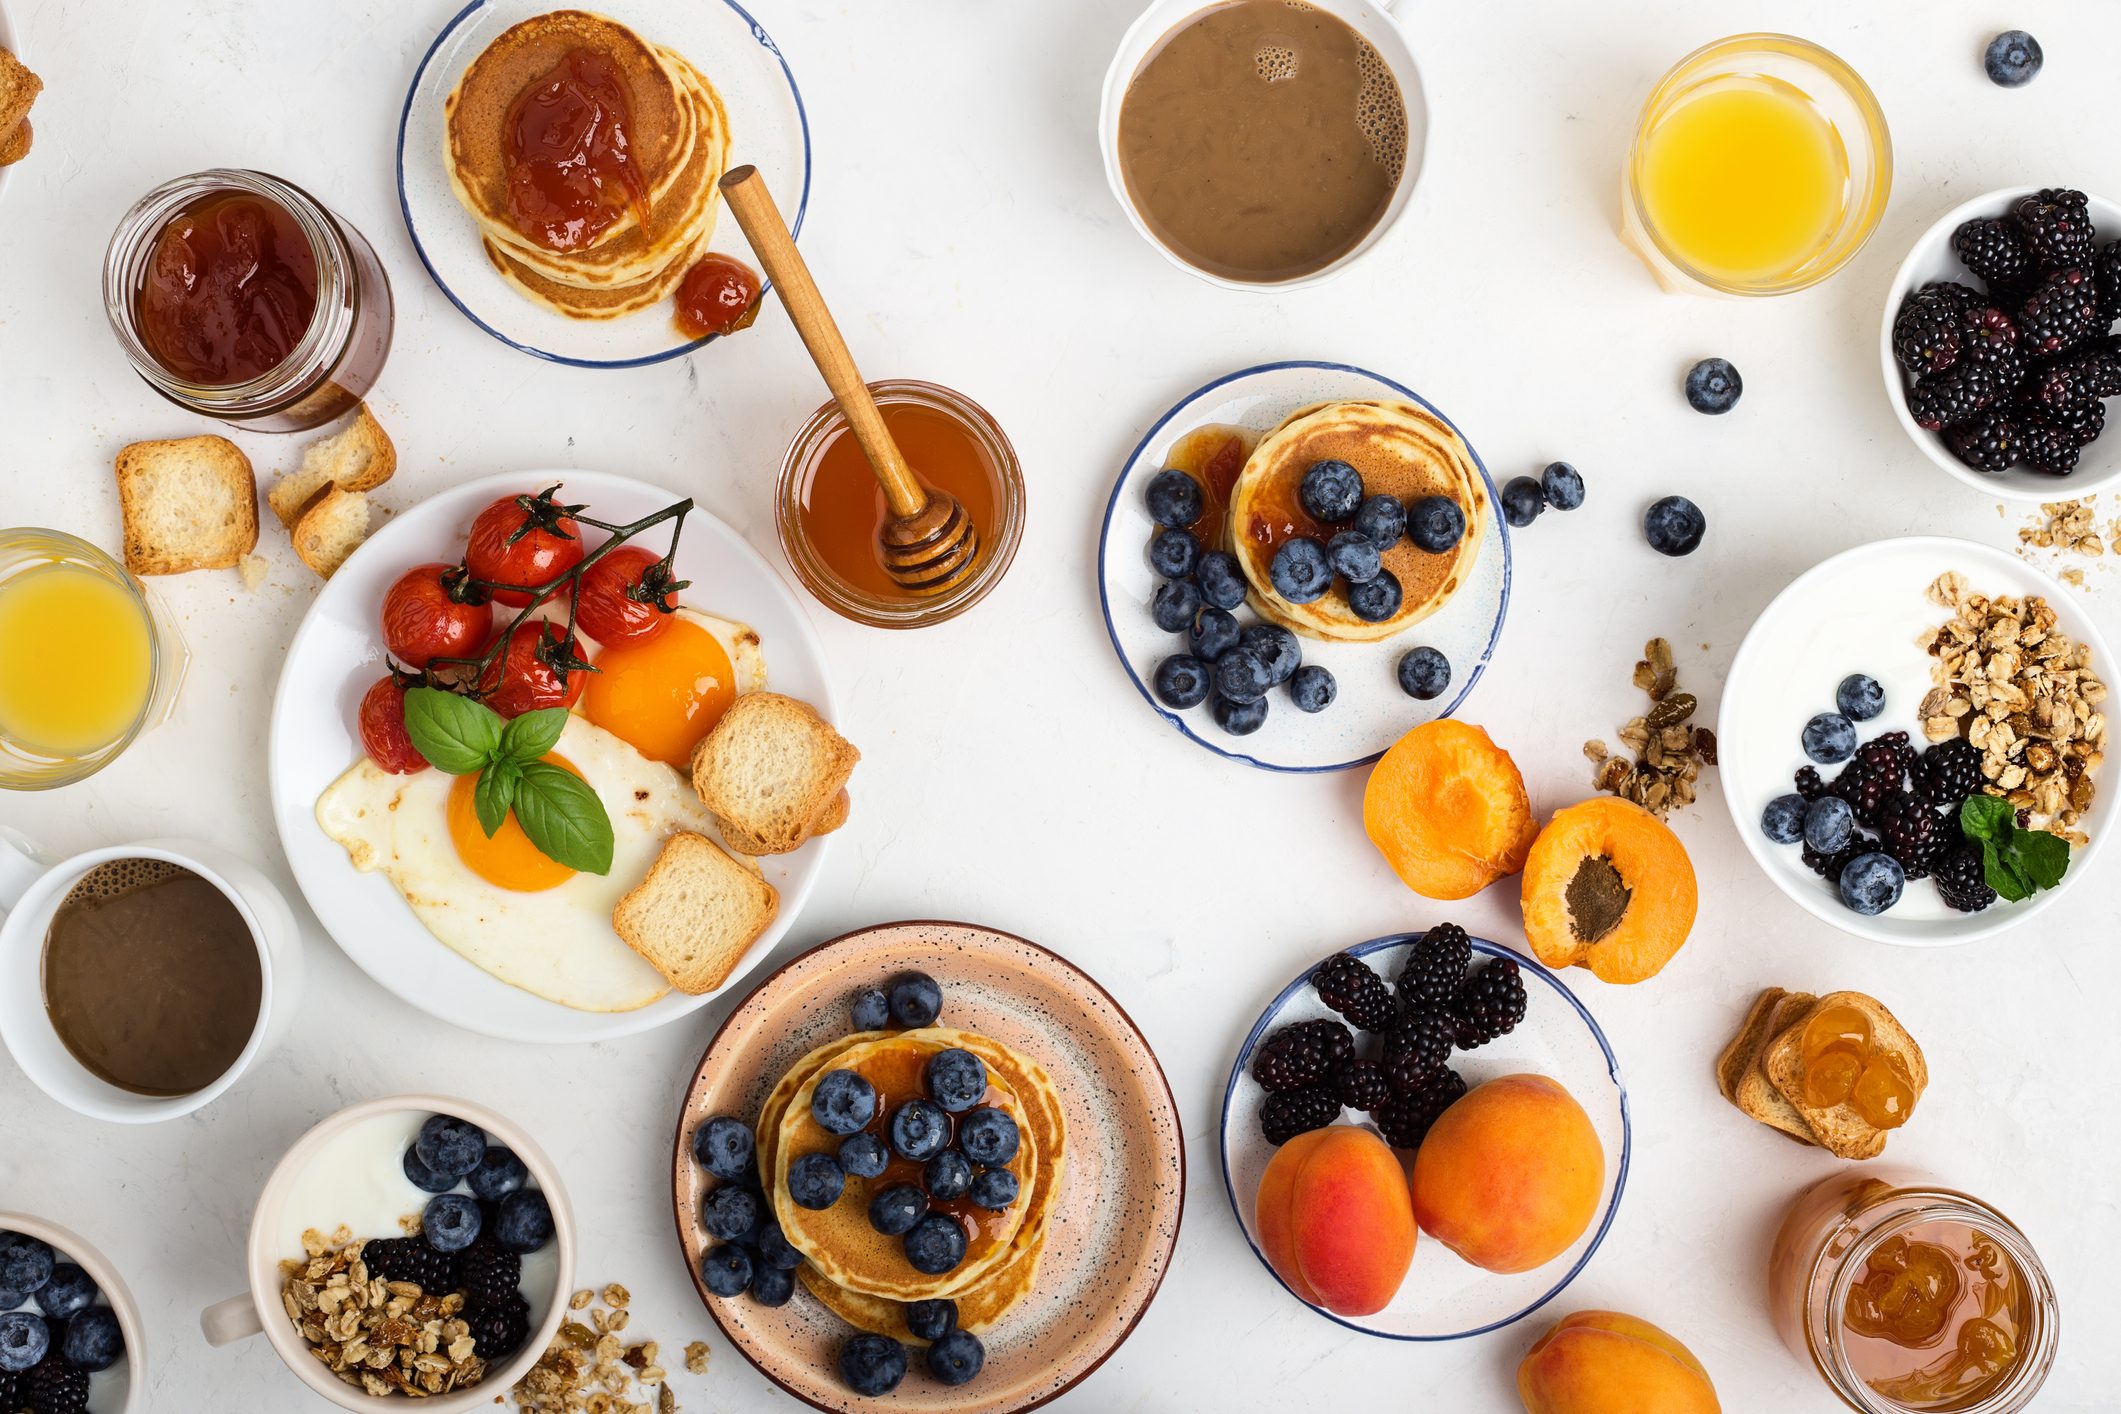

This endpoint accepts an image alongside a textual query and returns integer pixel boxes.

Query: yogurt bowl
[0,1212,145,1414]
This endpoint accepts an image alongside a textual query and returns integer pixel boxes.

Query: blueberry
[1685,358,1742,414]
[838,1131,890,1180]
[1195,551,1247,610]
[1238,625,1301,685]
[1213,648,1274,704]
[755,1216,803,1270]
[468,1146,530,1202]
[1299,459,1364,522]
[1268,537,1332,603]
[1345,568,1403,623]
[691,1116,755,1182]
[1288,664,1336,713]
[1840,852,1906,915]
[32,1265,95,1322]
[924,1149,974,1202]
[888,972,943,1028]
[423,1193,483,1253]
[924,1048,988,1113]
[1353,495,1405,552]
[1643,495,1706,556]
[968,1168,1019,1210]
[1541,461,1585,510]
[838,1334,908,1397]
[1760,794,1807,845]
[1152,654,1211,709]
[787,1153,847,1211]
[1406,496,1465,553]
[750,1260,797,1308]
[1397,646,1451,701]
[868,1183,928,1237]
[927,1328,987,1386]
[0,1234,54,1305]
[1212,694,1268,736]
[1149,527,1200,579]
[1189,605,1241,661]
[1803,796,1856,854]
[811,1069,879,1136]
[903,1214,970,1275]
[1836,674,1885,722]
[701,1243,753,1298]
[849,986,892,1032]
[402,1146,458,1195]
[904,1299,957,1344]
[61,1306,123,1372]
[958,1107,1020,1167]
[1984,30,2041,87]
[1143,469,1202,529]
[889,1099,950,1161]
[701,1185,760,1243]
[415,1115,487,1180]
[1500,476,1544,528]
[1325,531,1381,584]
[1802,712,1858,765]
[0,1313,48,1374]
[1150,578,1201,633]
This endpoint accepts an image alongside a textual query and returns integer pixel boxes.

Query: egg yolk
[581,615,737,767]
[446,753,582,892]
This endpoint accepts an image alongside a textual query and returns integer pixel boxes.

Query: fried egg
[580,607,767,768]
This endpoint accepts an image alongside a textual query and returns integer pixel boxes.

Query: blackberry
[2094,241,2121,326]
[1891,291,1963,375]
[1332,1059,1391,1113]
[1946,411,2019,473]
[1380,1009,1456,1093]
[1832,734,1911,826]
[1310,952,1398,1032]
[1801,839,1862,883]
[1919,280,1982,312]
[0,1369,18,1414]
[1259,1088,1340,1146]
[2030,401,2105,449]
[1373,1070,1466,1150]
[1252,1019,1353,1093]
[2020,419,2082,476]
[1876,791,1945,879]
[2012,188,2096,271]
[456,1235,521,1310]
[2019,269,2101,356]
[1915,738,1982,808]
[24,1357,85,1414]
[1794,765,1829,800]
[1935,843,1998,914]
[2018,359,2096,415]
[1953,217,2036,296]
[465,1293,531,1362]
[1395,923,1472,1010]
[1908,363,1999,430]
[2065,345,2121,399]
[363,1236,457,1295]
[1450,959,1527,1048]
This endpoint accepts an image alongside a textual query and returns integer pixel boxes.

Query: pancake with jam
[1228,399,1487,643]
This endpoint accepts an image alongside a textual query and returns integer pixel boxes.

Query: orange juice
[0,562,154,756]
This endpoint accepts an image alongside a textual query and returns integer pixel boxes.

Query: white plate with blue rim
[1219,932,1629,1341]
[397,0,810,367]
[1097,360,1511,772]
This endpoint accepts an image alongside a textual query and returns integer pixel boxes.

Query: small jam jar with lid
[1768,1170,2057,1413]
[103,169,393,433]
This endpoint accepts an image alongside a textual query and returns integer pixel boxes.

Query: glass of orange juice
[1623,34,1890,296]
[0,529,189,789]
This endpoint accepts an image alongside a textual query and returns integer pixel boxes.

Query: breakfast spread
[1717,989,1926,1157]
[0,48,39,170]
[0,1231,125,1414]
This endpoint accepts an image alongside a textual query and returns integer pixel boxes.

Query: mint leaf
[474,759,521,838]
[1959,794,2012,843]
[402,687,504,775]
[500,707,568,764]
[2009,827,2071,891]
[1981,839,2033,902]
[511,762,614,875]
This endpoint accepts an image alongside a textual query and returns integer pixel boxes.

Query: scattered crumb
[511,1285,687,1414]
[2062,567,2087,588]
[1585,637,1713,817]
[2017,497,2111,565]
[237,552,269,591]
[683,1343,709,1376]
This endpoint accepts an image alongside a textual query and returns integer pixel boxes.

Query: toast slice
[268,404,396,528]
[689,693,859,855]
[115,435,259,575]
[612,831,778,994]
[718,787,851,856]
[1764,991,1928,1161]
[1723,989,1820,1146]
[0,49,41,138]
[0,118,30,167]
[291,485,374,579]
[811,789,851,837]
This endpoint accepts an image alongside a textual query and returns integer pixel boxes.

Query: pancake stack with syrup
[760,1027,1068,1344]
[1230,399,1488,642]
[444,10,730,319]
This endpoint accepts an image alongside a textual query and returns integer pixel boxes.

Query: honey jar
[1768,1170,2056,1413]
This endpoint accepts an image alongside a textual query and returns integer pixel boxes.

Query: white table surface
[3,1,2116,1408]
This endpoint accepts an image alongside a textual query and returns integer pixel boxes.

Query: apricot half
[1521,796,1697,985]
[1364,720,1539,900]
[1409,1074,1603,1274]
[1517,1310,1721,1414]
[1255,1126,1417,1316]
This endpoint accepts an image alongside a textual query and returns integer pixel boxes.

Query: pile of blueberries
[0,1232,123,1414]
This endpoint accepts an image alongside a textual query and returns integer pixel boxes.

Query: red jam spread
[135,191,318,386]
[673,253,762,339]
[504,47,653,252]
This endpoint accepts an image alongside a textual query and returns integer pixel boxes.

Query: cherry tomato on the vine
[358,676,429,774]
[477,620,588,718]
[575,546,680,646]
[465,495,584,606]
[380,563,491,669]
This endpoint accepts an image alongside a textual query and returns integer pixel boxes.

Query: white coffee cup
[1098,0,1428,289]
[0,828,303,1123]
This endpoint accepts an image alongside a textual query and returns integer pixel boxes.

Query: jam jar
[1768,1170,2057,1413]
[103,169,393,433]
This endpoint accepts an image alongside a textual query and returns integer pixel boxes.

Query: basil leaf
[500,707,569,764]
[2010,827,2071,892]
[511,762,614,875]
[1958,793,2012,843]
[1981,839,2032,903]
[474,759,521,839]
[402,687,503,775]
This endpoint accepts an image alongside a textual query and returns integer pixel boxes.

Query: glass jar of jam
[1768,1170,2057,1413]
[776,380,1026,629]
[102,169,393,433]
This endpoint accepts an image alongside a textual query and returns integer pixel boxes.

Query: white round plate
[268,470,836,1042]
[1719,536,2114,945]
[1220,934,1628,1341]
[1097,360,1512,772]
[1880,186,2121,501]
[396,0,811,367]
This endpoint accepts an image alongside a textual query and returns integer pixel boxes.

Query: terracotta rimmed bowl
[0,1212,146,1413]
[671,921,1184,1413]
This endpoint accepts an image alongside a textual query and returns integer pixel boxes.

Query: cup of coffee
[0,829,303,1123]
[1099,0,1428,288]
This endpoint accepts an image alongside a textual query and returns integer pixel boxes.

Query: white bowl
[1879,185,2121,501]
[0,1212,146,1414]
[1719,537,2114,945]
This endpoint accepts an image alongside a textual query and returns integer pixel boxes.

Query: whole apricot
[1409,1074,1603,1274]
[1255,1126,1416,1316]
[1518,1309,1720,1413]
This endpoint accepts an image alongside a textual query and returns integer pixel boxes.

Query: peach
[1255,1125,1416,1316]
[1517,1310,1721,1413]
[1409,1074,1603,1274]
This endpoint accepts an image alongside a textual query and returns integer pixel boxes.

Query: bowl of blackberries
[1882,185,2121,498]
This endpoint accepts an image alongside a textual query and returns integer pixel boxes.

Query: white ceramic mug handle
[0,827,51,917]
[200,1293,262,1347]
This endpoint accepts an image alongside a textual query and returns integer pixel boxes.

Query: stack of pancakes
[1228,398,1488,642]
[759,1026,1067,1344]
[444,10,730,320]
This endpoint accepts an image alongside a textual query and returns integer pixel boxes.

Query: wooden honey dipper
[719,165,979,597]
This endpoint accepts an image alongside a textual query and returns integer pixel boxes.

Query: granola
[1585,637,1716,818]
[510,1282,683,1414]
[2017,498,2108,559]
[280,1228,485,1398]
